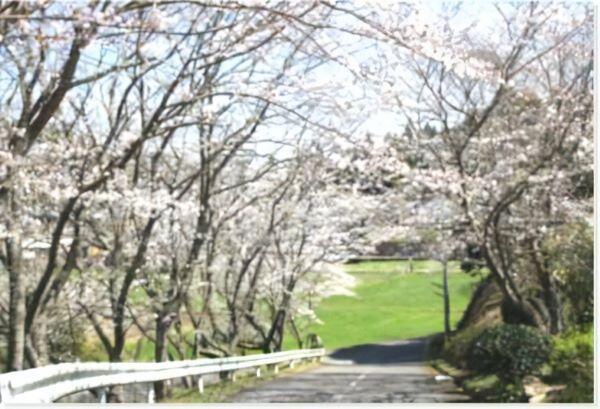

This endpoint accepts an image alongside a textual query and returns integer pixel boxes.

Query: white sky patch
[359,110,404,137]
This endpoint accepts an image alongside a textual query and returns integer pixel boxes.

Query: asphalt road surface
[229,338,470,403]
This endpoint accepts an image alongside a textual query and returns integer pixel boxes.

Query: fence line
[0,348,325,403]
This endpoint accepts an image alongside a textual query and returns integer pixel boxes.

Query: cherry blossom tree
[351,1,593,333]
[0,0,357,372]
[0,3,591,392]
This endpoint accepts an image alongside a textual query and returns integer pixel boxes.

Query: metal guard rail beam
[0,348,325,403]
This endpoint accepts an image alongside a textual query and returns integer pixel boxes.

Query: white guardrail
[0,348,325,404]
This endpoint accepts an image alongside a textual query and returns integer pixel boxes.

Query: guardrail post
[185,375,193,389]
[289,360,295,369]
[147,383,155,403]
[98,388,108,404]
[0,380,13,404]
[273,364,279,374]
[219,370,236,382]
[256,367,261,378]
[197,376,204,394]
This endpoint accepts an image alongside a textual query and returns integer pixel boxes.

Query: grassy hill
[284,260,482,350]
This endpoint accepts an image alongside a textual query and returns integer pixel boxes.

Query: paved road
[230,338,470,403]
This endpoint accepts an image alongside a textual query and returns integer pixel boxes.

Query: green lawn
[78,259,482,361]
[284,260,483,350]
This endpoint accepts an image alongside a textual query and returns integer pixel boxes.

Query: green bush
[544,221,593,327]
[468,324,552,380]
[443,325,490,369]
[548,329,593,402]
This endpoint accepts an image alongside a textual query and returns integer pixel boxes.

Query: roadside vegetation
[433,222,594,403]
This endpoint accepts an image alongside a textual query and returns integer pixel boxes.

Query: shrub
[544,221,593,327]
[443,325,489,369]
[548,329,593,402]
[468,324,552,380]
[460,259,476,273]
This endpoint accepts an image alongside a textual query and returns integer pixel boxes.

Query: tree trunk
[24,337,41,368]
[192,330,202,359]
[6,237,25,371]
[289,317,303,349]
[442,259,451,339]
[529,241,563,334]
[500,293,548,329]
[545,282,563,334]
[153,313,169,402]
[264,309,286,353]
[483,241,549,331]
[110,330,125,362]
[30,318,49,366]
[264,282,295,353]
[154,309,178,401]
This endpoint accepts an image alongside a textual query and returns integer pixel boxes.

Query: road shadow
[329,338,427,365]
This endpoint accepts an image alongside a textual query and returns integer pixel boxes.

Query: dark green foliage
[442,325,489,369]
[460,243,485,275]
[497,380,529,403]
[468,324,552,380]
[460,259,476,273]
[570,170,593,199]
[548,329,593,402]
[500,298,537,326]
[466,243,482,260]
[544,221,593,327]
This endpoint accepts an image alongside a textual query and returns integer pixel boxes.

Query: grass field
[283,260,483,350]
[78,259,482,361]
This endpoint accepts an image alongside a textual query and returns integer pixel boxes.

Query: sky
[0,1,565,159]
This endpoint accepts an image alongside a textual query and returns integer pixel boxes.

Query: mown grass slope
[285,260,482,350]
